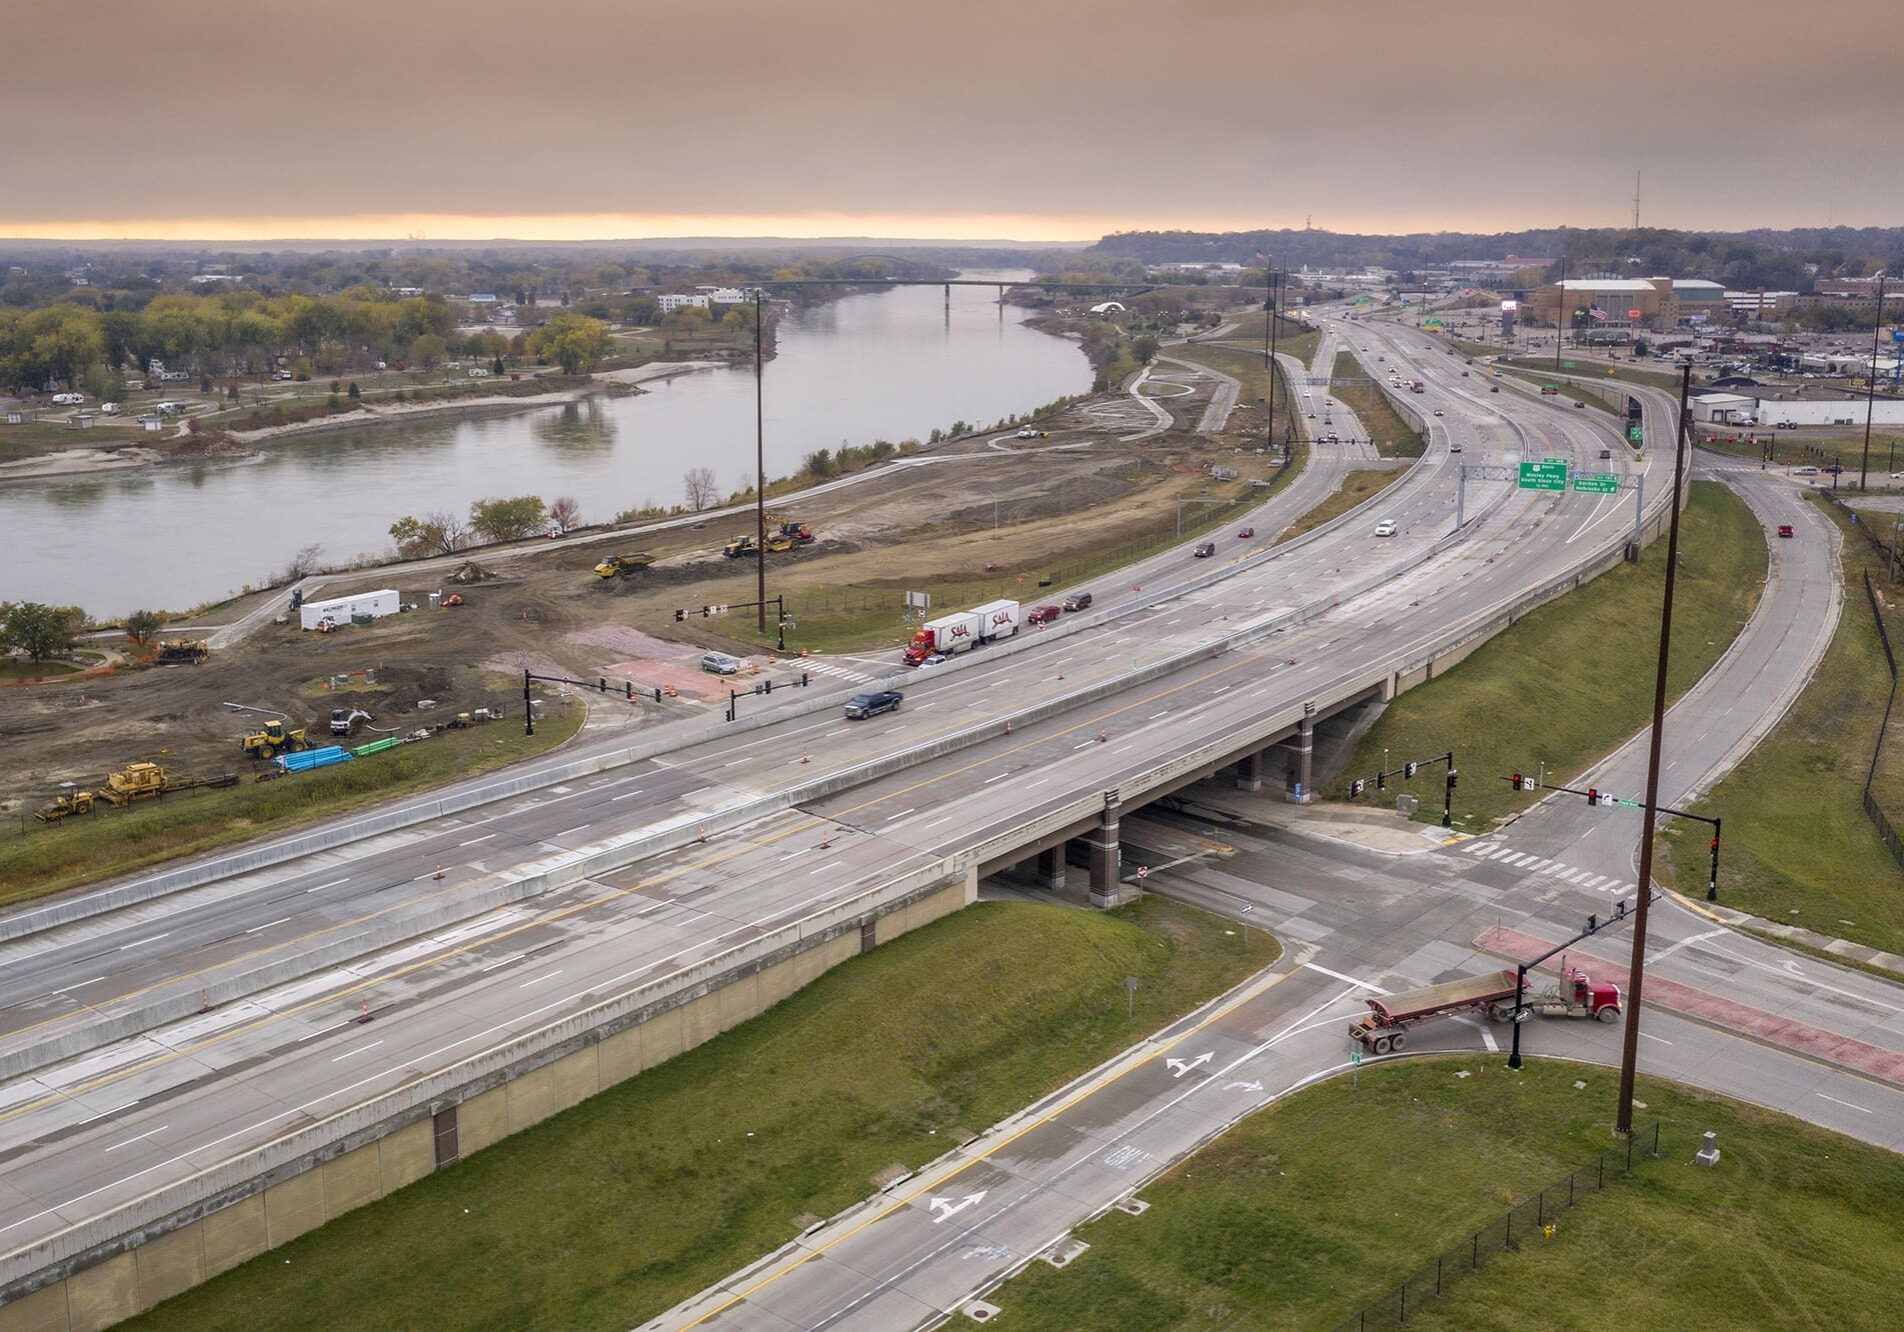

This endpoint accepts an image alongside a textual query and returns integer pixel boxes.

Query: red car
[1027,604,1062,625]
[1237,526,1255,539]
[1778,524,1794,539]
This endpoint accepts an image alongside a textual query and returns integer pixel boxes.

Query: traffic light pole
[1500,774,1723,901]
[1507,898,1642,1070]
[521,668,653,737]
[674,595,788,652]
[1346,751,1456,827]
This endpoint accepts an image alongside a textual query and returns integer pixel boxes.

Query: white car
[1433,409,1444,417]
[1793,466,1819,476]
[1374,519,1398,537]
[1015,427,1037,438]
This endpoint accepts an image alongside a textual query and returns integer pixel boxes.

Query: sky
[5,0,1896,243]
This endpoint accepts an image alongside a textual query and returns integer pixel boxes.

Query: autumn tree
[388,510,469,559]
[547,496,582,534]
[527,312,610,375]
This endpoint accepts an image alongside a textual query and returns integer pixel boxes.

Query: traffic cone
[1098,728,1107,743]
[1006,718,1013,734]
[821,829,831,849]
[697,823,707,843]
[358,999,372,1024]
[801,746,810,764]
[433,862,443,881]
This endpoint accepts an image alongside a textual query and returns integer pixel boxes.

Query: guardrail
[0,857,972,1293]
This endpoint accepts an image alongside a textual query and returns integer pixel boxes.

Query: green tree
[1130,334,1161,363]
[468,495,547,542]
[21,306,105,388]
[347,381,361,400]
[124,609,164,644]
[803,447,836,478]
[0,602,88,665]
[527,312,610,374]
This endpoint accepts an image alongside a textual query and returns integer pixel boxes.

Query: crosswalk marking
[1453,843,1626,895]
[800,659,877,683]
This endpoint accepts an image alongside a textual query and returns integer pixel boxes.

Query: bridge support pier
[1234,750,1263,792]
[1285,715,1314,803]
[1082,800,1127,909]
[1035,845,1067,892]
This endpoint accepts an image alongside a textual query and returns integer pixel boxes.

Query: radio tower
[1632,171,1641,231]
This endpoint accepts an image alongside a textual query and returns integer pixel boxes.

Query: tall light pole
[753,289,767,632]
[1615,361,1695,1138]
[1861,272,1887,492]
[1263,259,1281,455]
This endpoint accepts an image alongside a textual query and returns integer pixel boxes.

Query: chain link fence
[1334,1122,1661,1330]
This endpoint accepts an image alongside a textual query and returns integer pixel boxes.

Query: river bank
[0,361,719,483]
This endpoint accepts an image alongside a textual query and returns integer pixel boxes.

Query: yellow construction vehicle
[239,719,312,760]
[34,789,95,822]
[763,531,794,554]
[722,534,758,559]
[99,762,169,805]
[154,639,210,665]
[593,552,654,579]
[767,513,815,544]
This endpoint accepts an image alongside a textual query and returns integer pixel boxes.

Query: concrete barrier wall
[0,869,976,1330]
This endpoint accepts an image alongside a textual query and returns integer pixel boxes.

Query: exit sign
[1519,461,1569,491]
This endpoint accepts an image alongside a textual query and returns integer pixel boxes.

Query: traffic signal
[1404,761,1418,779]
[1710,838,1719,854]
[1586,787,1599,805]
[625,681,634,699]
[1376,771,1386,790]
[674,609,686,622]
[1349,779,1365,798]
[1511,772,1524,791]
[598,677,608,693]
[1446,768,1458,790]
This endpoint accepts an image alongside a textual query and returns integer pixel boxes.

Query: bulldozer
[722,534,758,559]
[154,639,210,665]
[593,552,655,579]
[239,719,313,760]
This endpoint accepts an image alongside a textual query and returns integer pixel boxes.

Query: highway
[0,305,1698,1300]
[656,364,1904,1331]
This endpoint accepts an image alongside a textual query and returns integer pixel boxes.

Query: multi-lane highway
[0,306,1733,1313]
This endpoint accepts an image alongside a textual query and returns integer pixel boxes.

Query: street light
[1861,272,1887,492]
[753,289,768,632]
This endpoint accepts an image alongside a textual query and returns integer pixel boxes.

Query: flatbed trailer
[1348,969,1523,1054]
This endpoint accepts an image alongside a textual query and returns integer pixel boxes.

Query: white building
[658,293,712,313]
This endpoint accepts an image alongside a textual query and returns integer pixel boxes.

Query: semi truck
[904,609,983,666]
[903,599,1021,666]
[1348,965,1620,1054]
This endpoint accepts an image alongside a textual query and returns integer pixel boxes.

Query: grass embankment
[1658,496,1904,957]
[1339,481,1766,827]
[0,706,585,906]
[1497,355,1684,393]
[132,898,1277,1332]
[0,659,82,680]
[957,1058,1904,1331]
[1278,469,1405,545]
[1330,350,1424,458]
[1699,431,1904,471]
[1170,338,1310,447]
[1210,308,1321,370]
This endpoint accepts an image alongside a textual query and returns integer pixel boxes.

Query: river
[0,270,1090,618]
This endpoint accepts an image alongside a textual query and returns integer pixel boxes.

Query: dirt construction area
[0,320,1275,817]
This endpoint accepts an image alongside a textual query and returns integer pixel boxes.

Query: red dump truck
[1348,965,1620,1054]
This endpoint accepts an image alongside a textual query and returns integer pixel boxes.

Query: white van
[99,402,121,415]
[700,651,742,675]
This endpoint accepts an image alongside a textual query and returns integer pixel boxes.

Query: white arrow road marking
[1647,927,1727,965]
[928,1192,987,1224]
[1165,1051,1214,1078]
[1223,1080,1264,1093]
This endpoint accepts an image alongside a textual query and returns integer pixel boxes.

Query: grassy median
[131,897,1277,1332]
[958,1058,1904,1330]
[1339,481,1766,826]
[1331,350,1425,458]
[1658,496,1904,957]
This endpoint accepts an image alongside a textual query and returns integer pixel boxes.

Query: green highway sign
[1572,472,1620,494]
[1615,798,1642,809]
[1545,456,1567,464]
[1627,424,1644,442]
[1519,461,1569,491]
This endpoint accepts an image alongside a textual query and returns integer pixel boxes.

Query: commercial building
[1524,278,1675,329]
[657,293,712,313]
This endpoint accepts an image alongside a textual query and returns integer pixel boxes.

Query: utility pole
[1616,361,1694,1137]
[753,290,768,632]
[1861,272,1887,493]
[1263,261,1282,456]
